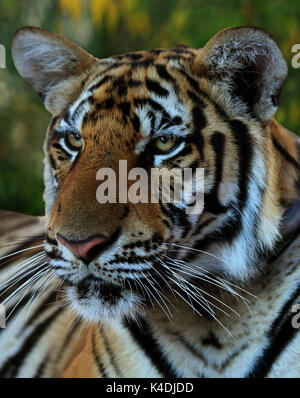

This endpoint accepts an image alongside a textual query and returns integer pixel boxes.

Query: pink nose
[57,234,109,264]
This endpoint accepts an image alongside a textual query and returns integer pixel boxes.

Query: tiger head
[12,26,299,323]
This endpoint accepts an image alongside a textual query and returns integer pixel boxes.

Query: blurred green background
[0,0,299,215]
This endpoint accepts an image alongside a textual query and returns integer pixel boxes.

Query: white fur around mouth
[66,281,146,323]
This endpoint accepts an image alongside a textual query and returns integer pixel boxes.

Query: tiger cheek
[134,202,166,238]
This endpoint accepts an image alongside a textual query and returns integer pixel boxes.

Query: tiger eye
[66,132,83,150]
[154,136,176,152]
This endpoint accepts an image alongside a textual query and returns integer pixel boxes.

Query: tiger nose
[57,233,111,264]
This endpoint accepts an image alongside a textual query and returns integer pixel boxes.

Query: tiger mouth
[62,273,149,304]
[63,273,152,322]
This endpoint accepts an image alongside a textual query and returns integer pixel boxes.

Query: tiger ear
[12,26,97,114]
[195,26,288,123]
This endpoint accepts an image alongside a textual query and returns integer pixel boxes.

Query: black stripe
[118,101,131,121]
[272,135,300,168]
[160,202,191,239]
[131,113,140,132]
[71,97,91,122]
[217,343,249,372]
[174,145,193,158]
[133,98,171,122]
[101,327,123,377]
[247,282,300,377]
[184,77,229,123]
[57,156,67,161]
[0,308,62,377]
[230,119,253,211]
[112,76,128,96]
[191,106,206,160]
[46,236,57,246]
[210,132,225,189]
[155,64,176,83]
[160,202,176,224]
[165,329,209,367]
[49,154,56,170]
[62,109,72,126]
[202,331,223,349]
[157,115,182,130]
[166,203,191,233]
[149,49,163,55]
[131,59,154,68]
[92,330,108,377]
[52,143,72,158]
[178,69,199,92]
[128,78,142,87]
[147,110,156,134]
[89,75,112,93]
[204,132,227,214]
[187,90,206,109]
[192,216,216,236]
[103,97,115,109]
[162,217,171,229]
[46,252,63,262]
[146,78,169,97]
[124,52,143,60]
[170,47,195,56]
[47,115,60,137]
[33,352,50,378]
[123,318,178,377]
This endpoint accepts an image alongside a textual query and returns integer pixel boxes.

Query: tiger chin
[3,24,300,378]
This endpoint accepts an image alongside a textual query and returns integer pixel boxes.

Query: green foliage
[0,0,299,215]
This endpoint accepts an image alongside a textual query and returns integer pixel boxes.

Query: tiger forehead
[77,46,199,137]
[83,45,198,99]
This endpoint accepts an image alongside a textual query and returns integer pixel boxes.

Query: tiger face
[12,26,292,323]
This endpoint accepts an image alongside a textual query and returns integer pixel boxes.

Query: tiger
[0,25,300,378]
